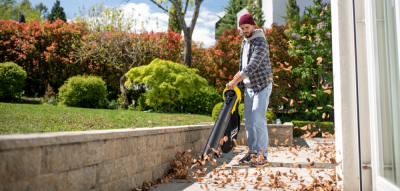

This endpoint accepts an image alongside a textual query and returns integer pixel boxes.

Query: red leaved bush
[0,19,183,97]
[192,28,242,91]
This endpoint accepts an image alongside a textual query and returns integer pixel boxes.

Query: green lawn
[0,102,212,135]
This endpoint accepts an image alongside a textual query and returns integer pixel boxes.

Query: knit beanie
[239,14,256,26]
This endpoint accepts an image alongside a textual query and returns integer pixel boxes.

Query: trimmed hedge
[212,102,276,124]
[58,75,108,108]
[292,121,334,137]
[0,62,27,101]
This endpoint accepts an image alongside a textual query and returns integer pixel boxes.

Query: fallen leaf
[317,56,323,65]
[294,126,299,129]
[272,128,276,132]
[324,90,332,94]
[290,99,294,106]
[311,94,317,97]
[322,113,326,119]
[168,146,175,149]
[320,11,324,16]
[305,109,308,112]
[284,62,289,65]
[282,97,289,101]
[275,139,279,145]
[317,107,323,110]
[301,36,307,39]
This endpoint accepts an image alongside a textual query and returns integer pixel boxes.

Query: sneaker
[251,157,268,167]
[239,153,256,164]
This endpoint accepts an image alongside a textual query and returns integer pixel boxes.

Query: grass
[0,102,213,135]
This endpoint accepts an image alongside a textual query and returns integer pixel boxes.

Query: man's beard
[244,29,255,38]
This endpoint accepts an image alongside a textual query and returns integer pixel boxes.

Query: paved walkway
[151,137,337,191]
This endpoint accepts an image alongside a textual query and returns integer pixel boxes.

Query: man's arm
[226,71,243,90]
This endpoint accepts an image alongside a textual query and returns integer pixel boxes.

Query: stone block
[28,173,59,191]
[136,136,148,153]
[108,178,133,191]
[169,132,182,146]
[96,161,115,186]
[125,155,137,176]
[0,180,29,191]
[59,165,96,190]
[84,140,115,166]
[135,170,152,186]
[41,144,84,174]
[114,157,128,181]
[115,138,137,159]
[0,147,40,182]
[152,167,164,181]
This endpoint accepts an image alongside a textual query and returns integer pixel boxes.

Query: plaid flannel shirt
[237,34,274,94]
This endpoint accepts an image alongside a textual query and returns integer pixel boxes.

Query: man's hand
[226,72,244,90]
[226,80,237,90]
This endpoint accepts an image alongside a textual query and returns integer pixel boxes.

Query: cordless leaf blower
[202,87,241,158]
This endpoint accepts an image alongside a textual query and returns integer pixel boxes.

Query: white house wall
[236,0,331,29]
[331,0,361,190]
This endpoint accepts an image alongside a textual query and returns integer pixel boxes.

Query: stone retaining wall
[0,122,293,191]
[0,125,213,191]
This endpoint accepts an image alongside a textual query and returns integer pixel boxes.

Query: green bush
[58,75,108,108]
[0,62,27,101]
[174,87,222,115]
[212,102,276,124]
[125,59,208,111]
[292,121,334,137]
[212,102,224,122]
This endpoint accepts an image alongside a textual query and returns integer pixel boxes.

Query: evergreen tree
[280,0,300,23]
[215,0,247,39]
[168,0,182,34]
[246,0,265,27]
[0,0,41,21]
[48,0,66,22]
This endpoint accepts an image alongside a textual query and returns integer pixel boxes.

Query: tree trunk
[119,65,129,109]
[183,34,192,68]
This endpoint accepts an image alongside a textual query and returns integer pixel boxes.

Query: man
[226,14,273,167]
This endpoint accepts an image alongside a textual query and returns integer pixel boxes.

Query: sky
[28,0,229,47]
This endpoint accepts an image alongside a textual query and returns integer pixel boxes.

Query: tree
[280,0,300,23]
[34,2,48,19]
[0,0,41,21]
[149,0,204,68]
[215,0,247,39]
[125,59,208,111]
[48,0,66,22]
[246,0,265,27]
[73,5,163,108]
[168,0,182,33]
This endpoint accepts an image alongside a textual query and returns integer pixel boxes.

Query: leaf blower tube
[202,87,241,158]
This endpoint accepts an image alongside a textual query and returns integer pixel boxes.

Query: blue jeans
[244,83,272,157]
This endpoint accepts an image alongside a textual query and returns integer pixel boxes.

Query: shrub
[0,62,27,101]
[174,87,222,115]
[125,59,208,112]
[212,102,224,122]
[212,102,276,124]
[58,75,107,108]
[292,120,334,137]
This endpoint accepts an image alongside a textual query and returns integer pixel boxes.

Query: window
[373,0,400,188]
